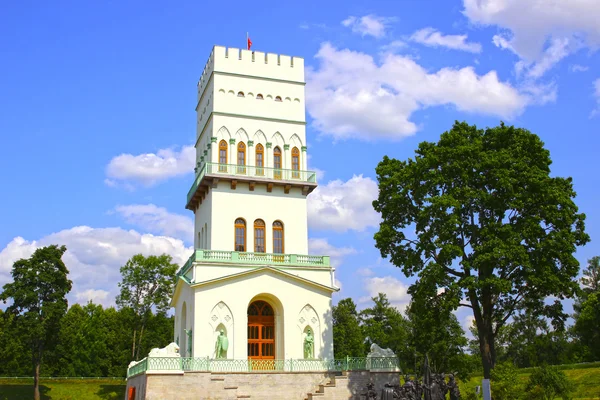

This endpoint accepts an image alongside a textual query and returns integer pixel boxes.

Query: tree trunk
[135,325,145,361]
[33,360,40,400]
[131,329,137,360]
[469,287,496,379]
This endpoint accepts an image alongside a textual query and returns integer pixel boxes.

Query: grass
[0,378,126,400]
[459,367,600,400]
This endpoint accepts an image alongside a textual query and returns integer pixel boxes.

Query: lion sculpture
[148,342,180,357]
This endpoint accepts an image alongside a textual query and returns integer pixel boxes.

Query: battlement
[197,45,305,97]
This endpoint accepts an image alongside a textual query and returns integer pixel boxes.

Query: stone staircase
[210,374,252,399]
[305,372,351,400]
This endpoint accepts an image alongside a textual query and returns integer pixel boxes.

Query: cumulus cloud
[359,275,412,313]
[0,227,192,308]
[105,145,195,187]
[308,174,380,232]
[113,204,193,242]
[342,15,395,38]
[410,27,482,53]
[306,43,547,140]
[464,0,600,77]
[308,238,357,268]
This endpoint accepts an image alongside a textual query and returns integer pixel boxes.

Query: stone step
[307,393,325,400]
[237,395,251,399]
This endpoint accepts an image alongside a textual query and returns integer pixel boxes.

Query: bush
[491,362,522,400]
[525,365,576,400]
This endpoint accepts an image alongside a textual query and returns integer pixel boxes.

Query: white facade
[171,45,337,362]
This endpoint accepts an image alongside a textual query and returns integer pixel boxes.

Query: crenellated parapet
[197,46,305,99]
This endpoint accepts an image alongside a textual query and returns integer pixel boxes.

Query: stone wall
[125,370,400,400]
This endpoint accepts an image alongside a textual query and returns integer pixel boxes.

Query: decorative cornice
[229,138,236,144]
[301,146,307,152]
[284,144,290,150]
[266,142,272,149]
[211,136,218,143]
[248,140,254,146]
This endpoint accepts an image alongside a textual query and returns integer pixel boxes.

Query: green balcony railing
[176,250,330,278]
[127,357,400,378]
[187,162,318,205]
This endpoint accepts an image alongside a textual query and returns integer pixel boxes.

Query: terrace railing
[127,357,400,378]
[176,250,330,277]
[187,162,318,205]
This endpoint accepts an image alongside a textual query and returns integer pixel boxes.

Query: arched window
[275,96,282,102]
[255,144,264,176]
[273,221,284,254]
[219,140,228,172]
[256,94,264,100]
[237,142,246,174]
[235,218,246,252]
[273,146,282,180]
[292,147,300,179]
[254,219,265,253]
[237,91,245,97]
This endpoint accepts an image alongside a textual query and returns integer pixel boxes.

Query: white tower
[171,46,338,363]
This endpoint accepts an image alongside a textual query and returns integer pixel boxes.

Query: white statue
[367,343,396,358]
[148,342,181,357]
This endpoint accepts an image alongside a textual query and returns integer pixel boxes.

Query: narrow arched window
[235,218,246,252]
[237,91,245,97]
[273,221,284,254]
[219,140,228,172]
[292,147,300,179]
[237,142,246,174]
[254,219,265,253]
[273,146,282,180]
[275,96,282,102]
[256,94,264,100]
[255,144,264,176]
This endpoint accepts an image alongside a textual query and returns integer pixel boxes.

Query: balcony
[186,162,318,210]
[177,249,330,277]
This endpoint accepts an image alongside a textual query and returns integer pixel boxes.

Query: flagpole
[246,32,249,50]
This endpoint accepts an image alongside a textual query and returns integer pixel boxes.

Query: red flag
[247,36,252,50]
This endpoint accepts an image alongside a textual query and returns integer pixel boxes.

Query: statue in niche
[304,328,314,359]
[215,329,229,359]
[184,329,192,356]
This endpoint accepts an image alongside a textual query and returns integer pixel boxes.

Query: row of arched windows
[235,218,284,253]
[219,140,300,173]
[237,92,286,102]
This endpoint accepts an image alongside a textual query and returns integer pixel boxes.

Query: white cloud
[306,43,547,140]
[342,15,395,38]
[570,64,589,72]
[359,275,411,313]
[0,227,192,308]
[410,27,482,53]
[113,204,193,242]
[591,78,600,117]
[74,289,111,308]
[308,174,380,232]
[105,145,195,187]
[517,37,573,79]
[356,267,374,277]
[308,238,357,268]
[464,0,600,77]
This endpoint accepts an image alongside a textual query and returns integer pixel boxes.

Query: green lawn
[0,379,126,400]
[460,367,600,400]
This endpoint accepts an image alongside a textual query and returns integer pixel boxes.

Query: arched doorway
[247,300,275,360]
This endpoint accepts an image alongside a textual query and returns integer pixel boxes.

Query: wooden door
[247,301,275,360]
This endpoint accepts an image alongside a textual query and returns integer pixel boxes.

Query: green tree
[572,292,600,361]
[360,293,410,360]
[525,365,576,400]
[332,298,365,358]
[372,121,589,379]
[0,245,72,400]
[581,256,599,294]
[491,362,522,400]
[116,253,178,360]
[406,288,469,375]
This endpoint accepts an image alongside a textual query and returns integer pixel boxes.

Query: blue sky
[1,1,599,330]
